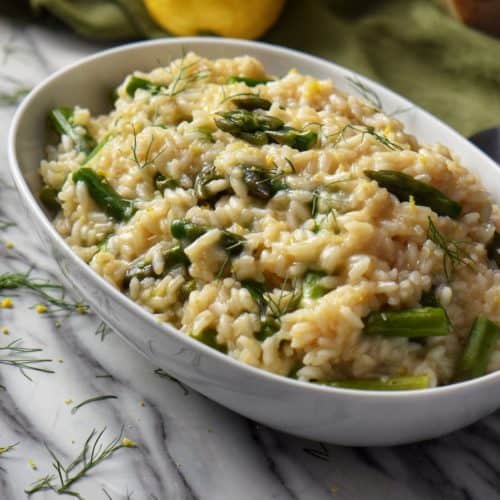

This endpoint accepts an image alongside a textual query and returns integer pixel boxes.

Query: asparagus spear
[325,375,430,391]
[215,109,317,150]
[48,107,96,154]
[72,168,135,221]
[170,219,244,255]
[125,76,161,97]
[215,109,283,134]
[194,164,229,202]
[363,307,450,337]
[365,170,462,218]
[171,219,207,241]
[487,231,500,266]
[455,315,500,380]
[232,96,272,111]
[241,164,286,200]
[123,245,189,287]
[39,185,60,212]
[154,173,180,192]
[266,128,317,151]
[226,76,273,87]
[190,329,227,353]
[302,272,328,301]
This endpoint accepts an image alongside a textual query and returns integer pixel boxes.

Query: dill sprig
[263,278,301,324]
[329,123,403,151]
[71,395,118,415]
[0,270,88,314]
[427,216,475,279]
[154,368,189,395]
[95,321,112,342]
[130,125,168,169]
[0,339,54,380]
[0,442,19,455]
[165,57,210,97]
[25,427,136,498]
[346,76,382,110]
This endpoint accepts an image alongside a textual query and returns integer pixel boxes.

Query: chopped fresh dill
[263,278,301,325]
[0,442,19,455]
[329,123,403,151]
[427,216,474,280]
[215,254,231,281]
[24,427,136,498]
[95,321,112,342]
[154,368,189,395]
[0,270,88,315]
[166,56,210,97]
[130,125,168,169]
[346,76,382,110]
[0,338,54,381]
[70,395,118,415]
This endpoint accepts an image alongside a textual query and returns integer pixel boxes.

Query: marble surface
[1,16,500,500]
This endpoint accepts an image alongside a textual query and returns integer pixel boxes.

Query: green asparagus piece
[194,164,228,202]
[215,109,283,134]
[226,76,273,87]
[241,164,287,200]
[154,173,180,192]
[125,75,161,97]
[363,307,450,337]
[39,185,60,212]
[191,329,227,353]
[365,170,462,218]
[82,134,111,165]
[48,107,96,154]
[325,375,430,391]
[455,315,500,380]
[72,168,135,221]
[302,272,328,301]
[487,231,500,266]
[232,96,272,111]
[170,219,244,255]
[123,245,189,287]
[171,219,208,241]
[266,128,317,151]
[215,110,316,150]
[238,131,269,146]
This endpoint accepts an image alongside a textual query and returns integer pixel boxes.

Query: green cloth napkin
[24,0,500,136]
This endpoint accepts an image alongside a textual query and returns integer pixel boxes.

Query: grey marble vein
[1,14,500,500]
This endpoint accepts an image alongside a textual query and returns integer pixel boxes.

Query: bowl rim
[8,35,500,399]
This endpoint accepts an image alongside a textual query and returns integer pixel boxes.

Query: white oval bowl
[8,37,500,446]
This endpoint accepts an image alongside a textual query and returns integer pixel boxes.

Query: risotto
[39,52,500,389]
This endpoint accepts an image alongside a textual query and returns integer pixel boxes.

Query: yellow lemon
[144,0,286,39]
